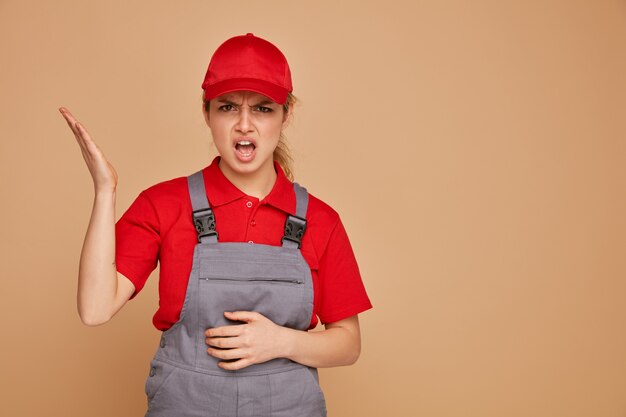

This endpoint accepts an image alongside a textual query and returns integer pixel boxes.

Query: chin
[220,154,271,176]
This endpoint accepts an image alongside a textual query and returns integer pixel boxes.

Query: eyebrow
[216,99,275,107]
[254,99,274,106]
[215,98,237,104]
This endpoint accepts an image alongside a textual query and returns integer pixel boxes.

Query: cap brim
[203,78,289,105]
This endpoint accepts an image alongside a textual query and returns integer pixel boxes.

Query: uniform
[116,157,372,331]
[115,157,372,416]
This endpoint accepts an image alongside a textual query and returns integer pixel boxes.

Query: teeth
[238,140,252,145]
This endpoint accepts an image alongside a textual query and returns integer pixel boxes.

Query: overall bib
[143,171,327,417]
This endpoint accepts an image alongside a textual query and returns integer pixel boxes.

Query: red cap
[201,33,293,105]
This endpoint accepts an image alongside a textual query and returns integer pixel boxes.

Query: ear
[281,102,293,129]
[202,99,210,127]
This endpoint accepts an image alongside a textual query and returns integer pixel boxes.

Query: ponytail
[274,93,296,181]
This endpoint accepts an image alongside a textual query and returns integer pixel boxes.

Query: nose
[235,107,254,133]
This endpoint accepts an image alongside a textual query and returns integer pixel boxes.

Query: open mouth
[235,140,256,158]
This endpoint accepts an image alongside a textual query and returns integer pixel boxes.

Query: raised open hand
[59,107,118,193]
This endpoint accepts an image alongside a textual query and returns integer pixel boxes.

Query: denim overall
[143,170,327,417]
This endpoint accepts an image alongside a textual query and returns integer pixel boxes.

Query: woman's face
[206,90,289,180]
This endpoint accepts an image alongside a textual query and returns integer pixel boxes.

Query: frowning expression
[206,91,289,179]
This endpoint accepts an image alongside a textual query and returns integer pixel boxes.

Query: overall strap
[187,170,218,244]
[281,182,309,249]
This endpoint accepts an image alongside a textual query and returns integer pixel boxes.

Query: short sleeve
[316,217,373,324]
[115,191,161,299]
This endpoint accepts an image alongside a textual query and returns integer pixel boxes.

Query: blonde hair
[202,92,297,181]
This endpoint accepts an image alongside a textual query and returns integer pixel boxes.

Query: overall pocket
[301,366,327,408]
[198,274,307,329]
[144,360,179,409]
[199,276,304,285]
[268,366,327,417]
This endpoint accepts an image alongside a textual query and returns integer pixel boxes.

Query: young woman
[60,33,372,417]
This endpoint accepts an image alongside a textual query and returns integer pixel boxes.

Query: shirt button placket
[245,200,258,243]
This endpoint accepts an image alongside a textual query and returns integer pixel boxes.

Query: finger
[75,122,105,159]
[58,110,100,157]
[218,358,253,371]
[59,109,88,141]
[59,107,74,121]
[59,108,82,136]
[206,336,240,349]
[205,324,245,338]
[207,347,245,360]
[224,311,260,323]
[59,109,90,156]
[75,122,95,145]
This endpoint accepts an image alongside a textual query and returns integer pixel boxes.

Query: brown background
[1,1,625,416]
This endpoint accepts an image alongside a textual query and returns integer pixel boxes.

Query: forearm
[59,108,128,325]
[77,191,118,325]
[281,317,361,368]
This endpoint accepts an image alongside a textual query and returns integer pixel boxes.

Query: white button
[246,201,253,208]
[248,240,254,244]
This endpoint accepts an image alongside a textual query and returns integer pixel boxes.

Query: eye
[218,104,235,112]
[255,106,273,113]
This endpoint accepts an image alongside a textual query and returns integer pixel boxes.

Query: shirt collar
[202,156,296,214]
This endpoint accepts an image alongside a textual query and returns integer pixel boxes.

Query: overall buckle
[282,215,307,248]
[192,208,218,242]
